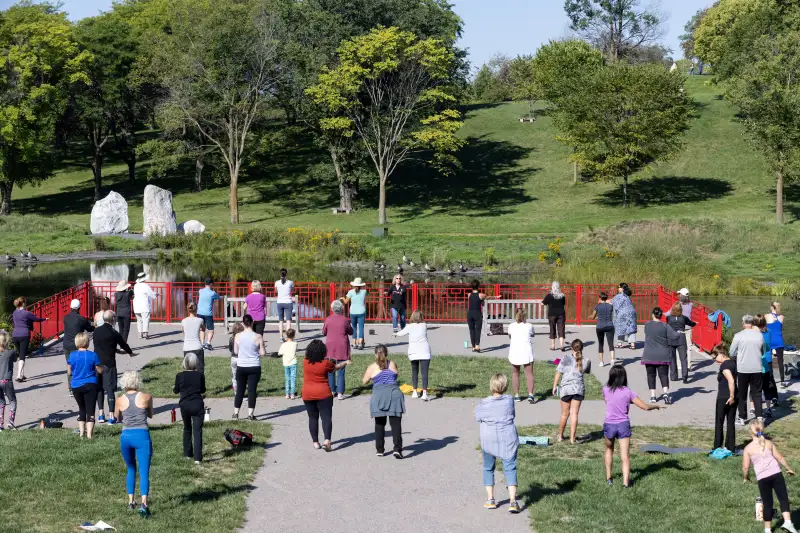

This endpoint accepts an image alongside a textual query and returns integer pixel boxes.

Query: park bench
[224,296,301,333]
[484,299,545,335]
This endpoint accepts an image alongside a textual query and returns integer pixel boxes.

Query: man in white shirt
[133,272,157,340]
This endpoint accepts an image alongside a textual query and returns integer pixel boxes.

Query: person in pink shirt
[602,365,663,487]
[243,281,267,336]
[743,419,797,533]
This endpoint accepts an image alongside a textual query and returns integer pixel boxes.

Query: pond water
[0,258,528,315]
[699,295,800,346]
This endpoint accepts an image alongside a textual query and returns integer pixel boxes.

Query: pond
[699,295,800,346]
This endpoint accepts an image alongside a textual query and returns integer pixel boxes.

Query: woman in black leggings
[466,280,498,353]
[302,340,350,451]
[173,353,206,463]
[232,314,265,420]
[590,292,615,366]
[642,307,683,405]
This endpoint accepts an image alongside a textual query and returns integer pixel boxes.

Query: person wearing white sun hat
[114,280,134,343]
[133,273,156,340]
[341,277,368,350]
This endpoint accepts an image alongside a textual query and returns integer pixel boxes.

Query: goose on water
[396,264,404,273]
[25,248,37,262]
[459,261,467,273]
[424,263,436,273]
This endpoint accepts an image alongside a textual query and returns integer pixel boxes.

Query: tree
[564,0,664,62]
[697,0,800,224]
[307,26,464,225]
[508,55,538,118]
[0,2,89,215]
[137,0,280,224]
[679,7,711,60]
[73,8,145,201]
[555,63,693,206]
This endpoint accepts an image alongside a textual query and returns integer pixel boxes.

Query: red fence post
[166,282,172,324]
[412,283,419,312]
[329,283,336,312]
[575,285,583,325]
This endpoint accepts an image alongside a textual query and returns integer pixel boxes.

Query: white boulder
[90,191,129,234]
[142,185,177,237]
[178,220,205,235]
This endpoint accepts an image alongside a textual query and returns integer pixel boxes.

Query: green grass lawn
[515,421,800,533]
[7,76,800,291]
[140,354,602,400]
[0,421,268,533]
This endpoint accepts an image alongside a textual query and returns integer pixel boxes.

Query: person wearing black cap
[197,278,220,350]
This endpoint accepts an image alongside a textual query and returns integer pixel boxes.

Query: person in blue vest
[197,278,220,350]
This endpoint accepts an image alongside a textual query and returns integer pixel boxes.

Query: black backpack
[224,428,254,447]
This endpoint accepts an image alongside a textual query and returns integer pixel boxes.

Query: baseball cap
[70,299,81,309]
[204,278,213,285]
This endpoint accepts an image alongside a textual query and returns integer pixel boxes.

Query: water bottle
[204,407,211,422]
[755,497,763,521]
[170,408,176,423]
[463,340,469,348]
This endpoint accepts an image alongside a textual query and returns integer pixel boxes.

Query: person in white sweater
[395,310,431,401]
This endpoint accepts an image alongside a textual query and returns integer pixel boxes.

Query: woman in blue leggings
[114,371,153,518]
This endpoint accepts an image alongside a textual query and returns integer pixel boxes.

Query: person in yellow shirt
[280,329,298,399]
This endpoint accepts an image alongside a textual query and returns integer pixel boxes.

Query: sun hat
[136,272,147,283]
[678,288,690,296]
[70,299,81,309]
[350,277,366,287]
[116,280,131,292]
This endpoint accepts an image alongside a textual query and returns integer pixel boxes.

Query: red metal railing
[25,282,723,352]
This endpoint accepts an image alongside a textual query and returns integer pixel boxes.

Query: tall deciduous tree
[508,55,538,118]
[555,63,693,206]
[697,0,800,224]
[679,7,711,60]
[0,2,89,215]
[564,0,664,63]
[307,27,464,225]
[138,0,280,224]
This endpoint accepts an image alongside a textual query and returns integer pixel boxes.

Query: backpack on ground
[489,323,504,336]
[224,428,253,447]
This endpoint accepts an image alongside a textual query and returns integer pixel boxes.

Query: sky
[9,0,712,70]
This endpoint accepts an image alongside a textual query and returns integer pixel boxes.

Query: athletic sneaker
[106,417,117,425]
[514,395,523,402]
[337,393,345,400]
[206,344,213,351]
[649,396,657,404]
[412,391,419,399]
[97,414,106,424]
[750,408,756,418]
[735,416,747,427]
[780,381,789,389]
[127,502,136,512]
[772,398,780,408]
[781,521,798,533]
[194,460,201,465]
[484,499,497,510]
[527,394,536,404]
[508,501,521,514]
[598,361,605,368]
[393,450,404,459]
[232,413,239,420]
[764,408,773,418]
[247,415,256,421]
[663,394,672,405]
[375,451,384,457]
[607,479,613,486]
[138,504,150,519]
[421,391,429,401]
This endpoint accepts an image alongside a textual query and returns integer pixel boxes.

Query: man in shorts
[197,278,220,350]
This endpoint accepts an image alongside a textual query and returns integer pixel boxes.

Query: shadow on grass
[631,459,693,483]
[521,479,581,505]
[182,483,256,503]
[593,176,734,208]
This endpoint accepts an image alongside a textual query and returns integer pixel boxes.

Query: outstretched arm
[633,397,663,411]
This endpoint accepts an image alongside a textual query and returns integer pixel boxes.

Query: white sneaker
[598,361,605,368]
[337,393,345,400]
[412,391,419,399]
[421,391,429,401]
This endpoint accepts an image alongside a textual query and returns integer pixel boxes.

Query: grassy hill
[6,76,799,293]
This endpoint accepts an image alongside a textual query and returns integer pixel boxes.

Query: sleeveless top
[122,392,148,429]
[751,445,782,480]
[468,292,483,313]
[237,330,261,368]
[372,365,398,385]
[766,313,785,349]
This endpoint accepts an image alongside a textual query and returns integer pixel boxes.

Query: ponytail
[571,339,584,372]
[375,343,388,370]
[750,419,767,454]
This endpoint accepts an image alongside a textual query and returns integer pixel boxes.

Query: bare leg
[569,400,582,443]
[485,486,494,501]
[16,360,24,379]
[524,364,534,396]
[557,400,569,441]
[86,421,95,440]
[511,365,521,396]
[508,485,517,503]
[610,348,615,362]
[78,421,85,438]
[620,438,631,486]
[598,350,604,364]
[559,336,565,350]
[604,437,614,481]
[141,495,148,507]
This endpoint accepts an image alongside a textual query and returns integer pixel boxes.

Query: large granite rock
[90,191,129,234]
[142,185,177,237]
[178,220,205,235]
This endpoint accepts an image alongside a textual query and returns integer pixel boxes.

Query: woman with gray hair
[174,353,206,464]
[114,371,153,518]
[542,281,567,351]
[322,299,353,400]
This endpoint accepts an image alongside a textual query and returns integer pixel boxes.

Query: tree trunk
[92,151,104,201]
[194,153,204,192]
[378,174,387,225]
[622,174,629,208]
[776,165,784,224]
[573,161,578,185]
[331,149,355,211]
[229,162,240,224]
[0,181,12,216]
